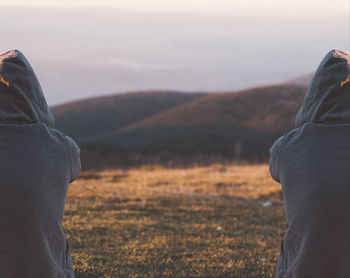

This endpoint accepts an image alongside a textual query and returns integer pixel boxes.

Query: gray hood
[295,49,350,128]
[0,50,54,127]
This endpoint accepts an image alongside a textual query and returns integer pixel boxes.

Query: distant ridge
[116,84,304,135]
[51,90,208,143]
[51,85,307,169]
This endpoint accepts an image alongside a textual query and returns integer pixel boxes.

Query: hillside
[51,90,208,142]
[116,84,305,135]
[51,85,307,169]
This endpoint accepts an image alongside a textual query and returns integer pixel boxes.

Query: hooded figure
[0,50,80,277]
[269,49,350,277]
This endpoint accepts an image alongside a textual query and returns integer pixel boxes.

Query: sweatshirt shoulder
[269,127,303,183]
[271,126,305,152]
[46,127,81,182]
[46,126,77,147]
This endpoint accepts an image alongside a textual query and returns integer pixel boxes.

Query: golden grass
[63,164,285,277]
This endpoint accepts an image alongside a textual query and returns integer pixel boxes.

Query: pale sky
[0,0,348,105]
[0,0,345,15]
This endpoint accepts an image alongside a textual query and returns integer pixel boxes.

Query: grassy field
[63,164,286,277]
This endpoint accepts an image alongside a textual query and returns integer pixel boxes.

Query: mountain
[51,90,208,143]
[51,85,307,169]
[116,84,304,135]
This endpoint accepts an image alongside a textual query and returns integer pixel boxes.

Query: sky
[0,0,348,105]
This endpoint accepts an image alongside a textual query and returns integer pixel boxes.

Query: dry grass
[63,164,286,277]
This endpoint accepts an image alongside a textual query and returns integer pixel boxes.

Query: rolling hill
[116,84,304,135]
[52,90,209,142]
[51,84,307,169]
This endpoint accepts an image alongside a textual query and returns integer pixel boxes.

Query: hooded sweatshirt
[269,49,350,277]
[0,50,80,277]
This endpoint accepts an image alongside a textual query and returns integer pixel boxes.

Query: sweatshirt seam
[66,138,74,183]
[275,135,285,182]
[48,126,73,182]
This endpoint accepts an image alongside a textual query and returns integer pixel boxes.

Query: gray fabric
[270,49,350,277]
[0,50,55,128]
[0,50,80,277]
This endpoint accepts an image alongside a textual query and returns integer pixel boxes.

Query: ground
[63,164,286,278]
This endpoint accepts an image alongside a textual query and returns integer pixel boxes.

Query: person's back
[270,50,350,277]
[0,50,80,277]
